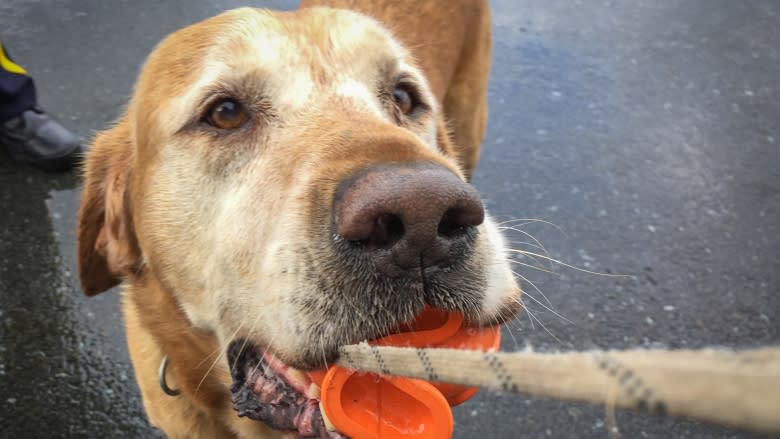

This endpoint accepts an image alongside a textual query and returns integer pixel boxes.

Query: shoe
[0,107,83,172]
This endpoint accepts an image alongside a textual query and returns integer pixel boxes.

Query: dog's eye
[392,84,418,116]
[205,99,249,130]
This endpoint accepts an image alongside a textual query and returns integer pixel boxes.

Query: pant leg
[0,40,37,123]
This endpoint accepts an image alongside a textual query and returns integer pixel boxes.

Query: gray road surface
[0,0,777,438]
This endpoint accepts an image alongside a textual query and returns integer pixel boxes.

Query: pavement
[0,0,777,438]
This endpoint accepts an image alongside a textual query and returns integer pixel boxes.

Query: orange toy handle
[311,308,502,438]
[320,369,453,439]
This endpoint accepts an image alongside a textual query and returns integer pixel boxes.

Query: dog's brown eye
[206,99,249,130]
[392,86,415,115]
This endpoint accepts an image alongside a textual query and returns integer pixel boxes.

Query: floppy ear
[77,117,141,296]
[435,116,474,181]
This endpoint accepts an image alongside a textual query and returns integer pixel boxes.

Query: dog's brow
[172,70,278,135]
[200,74,271,107]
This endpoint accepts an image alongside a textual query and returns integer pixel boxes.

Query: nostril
[437,208,468,239]
[437,204,484,239]
[334,163,485,262]
[364,213,405,249]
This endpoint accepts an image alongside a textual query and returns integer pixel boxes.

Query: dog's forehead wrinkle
[153,9,431,143]
[297,7,399,55]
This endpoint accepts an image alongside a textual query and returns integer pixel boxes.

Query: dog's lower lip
[228,340,344,438]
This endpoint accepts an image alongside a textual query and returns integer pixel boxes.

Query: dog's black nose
[334,163,484,273]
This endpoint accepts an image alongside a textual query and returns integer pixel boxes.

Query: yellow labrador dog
[77,0,521,437]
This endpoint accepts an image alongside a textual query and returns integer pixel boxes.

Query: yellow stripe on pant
[0,41,28,75]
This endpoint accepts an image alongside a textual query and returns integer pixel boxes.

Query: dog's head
[78,6,519,435]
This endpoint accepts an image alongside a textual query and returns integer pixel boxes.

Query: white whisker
[521,300,562,343]
[195,313,252,395]
[510,269,554,308]
[495,218,567,235]
[509,258,559,275]
[520,289,574,325]
[507,239,551,254]
[499,226,552,258]
[506,248,629,277]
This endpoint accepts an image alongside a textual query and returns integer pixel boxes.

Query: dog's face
[78,6,519,433]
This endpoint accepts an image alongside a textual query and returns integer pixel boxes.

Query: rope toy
[336,343,780,435]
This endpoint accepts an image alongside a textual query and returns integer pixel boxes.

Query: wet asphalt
[0,0,777,438]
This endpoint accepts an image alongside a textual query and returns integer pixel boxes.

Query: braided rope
[337,344,780,435]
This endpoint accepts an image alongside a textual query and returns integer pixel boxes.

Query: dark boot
[0,107,83,172]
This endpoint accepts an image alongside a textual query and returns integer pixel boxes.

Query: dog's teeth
[307,383,321,399]
[320,401,337,431]
[286,367,306,385]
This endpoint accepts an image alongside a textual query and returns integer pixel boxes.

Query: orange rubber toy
[308,307,502,438]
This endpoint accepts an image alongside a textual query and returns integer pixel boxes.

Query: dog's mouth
[228,340,346,438]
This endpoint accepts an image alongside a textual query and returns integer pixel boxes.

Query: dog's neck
[130,271,230,413]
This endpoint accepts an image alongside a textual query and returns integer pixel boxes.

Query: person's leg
[0,41,37,121]
[0,40,82,172]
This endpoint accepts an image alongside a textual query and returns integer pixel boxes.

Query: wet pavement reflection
[1,0,777,438]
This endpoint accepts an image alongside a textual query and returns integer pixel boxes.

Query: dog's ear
[435,116,474,181]
[77,117,141,296]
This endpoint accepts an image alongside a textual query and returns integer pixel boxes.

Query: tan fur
[303,0,492,177]
[77,2,517,437]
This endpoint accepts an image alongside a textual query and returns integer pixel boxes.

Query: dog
[76,0,521,437]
